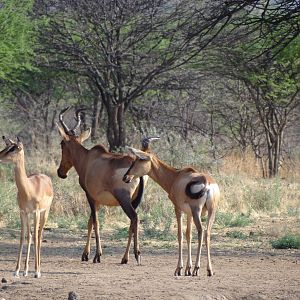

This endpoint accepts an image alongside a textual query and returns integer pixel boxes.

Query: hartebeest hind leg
[114,189,141,265]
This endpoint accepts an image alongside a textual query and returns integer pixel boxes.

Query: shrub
[270,234,300,249]
[226,231,248,240]
[215,212,252,228]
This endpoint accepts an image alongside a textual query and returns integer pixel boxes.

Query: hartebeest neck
[69,141,89,177]
[14,154,31,198]
[149,156,178,195]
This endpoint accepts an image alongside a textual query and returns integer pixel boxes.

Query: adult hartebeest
[0,136,53,278]
[57,107,158,264]
[123,147,220,276]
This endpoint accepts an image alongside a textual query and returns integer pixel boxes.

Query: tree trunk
[106,102,126,151]
[91,96,101,143]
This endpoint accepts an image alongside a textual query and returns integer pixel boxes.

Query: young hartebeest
[57,107,158,264]
[123,147,220,276]
[0,136,53,278]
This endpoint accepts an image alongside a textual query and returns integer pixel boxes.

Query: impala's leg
[174,208,183,276]
[14,211,26,277]
[82,213,93,262]
[121,222,134,264]
[33,210,41,278]
[185,214,193,276]
[114,189,140,265]
[23,213,32,277]
[36,210,48,277]
[191,205,204,276]
[206,209,216,276]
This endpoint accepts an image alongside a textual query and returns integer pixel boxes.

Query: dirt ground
[0,226,299,300]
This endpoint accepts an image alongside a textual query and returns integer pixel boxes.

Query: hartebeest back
[0,136,53,278]
[123,147,220,276]
[56,107,158,264]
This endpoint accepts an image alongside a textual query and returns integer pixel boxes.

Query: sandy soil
[0,227,299,300]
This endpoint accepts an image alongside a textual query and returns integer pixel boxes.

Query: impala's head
[0,136,24,164]
[123,147,152,183]
[57,107,91,179]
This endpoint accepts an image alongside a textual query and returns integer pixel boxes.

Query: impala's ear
[2,136,13,146]
[127,147,151,161]
[56,123,70,141]
[79,128,91,143]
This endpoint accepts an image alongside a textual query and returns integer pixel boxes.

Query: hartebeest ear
[127,147,151,161]
[79,128,91,143]
[56,123,70,141]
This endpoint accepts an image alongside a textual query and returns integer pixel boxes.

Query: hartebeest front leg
[87,195,102,263]
[121,222,134,264]
[174,208,183,276]
[114,189,141,265]
[191,205,204,276]
[82,214,93,261]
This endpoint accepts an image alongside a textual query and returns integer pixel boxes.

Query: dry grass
[0,143,299,243]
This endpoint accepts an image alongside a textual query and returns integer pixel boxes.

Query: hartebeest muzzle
[57,168,68,179]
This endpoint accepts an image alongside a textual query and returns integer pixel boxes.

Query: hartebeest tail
[123,147,220,276]
[56,107,158,265]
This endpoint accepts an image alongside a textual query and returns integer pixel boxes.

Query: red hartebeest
[123,147,220,276]
[57,107,158,264]
[0,136,53,278]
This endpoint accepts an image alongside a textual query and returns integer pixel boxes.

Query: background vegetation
[0,0,299,249]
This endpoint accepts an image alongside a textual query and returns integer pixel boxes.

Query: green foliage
[226,231,248,240]
[270,234,300,249]
[215,212,252,228]
[0,0,36,82]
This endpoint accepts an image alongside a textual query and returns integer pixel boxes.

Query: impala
[123,147,220,276]
[57,107,158,264]
[0,136,53,278]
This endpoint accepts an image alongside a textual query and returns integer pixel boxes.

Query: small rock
[1,278,7,283]
[68,291,79,300]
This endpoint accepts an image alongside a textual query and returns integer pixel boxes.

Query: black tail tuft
[185,181,207,199]
[132,177,144,210]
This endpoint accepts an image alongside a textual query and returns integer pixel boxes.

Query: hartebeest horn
[59,107,71,134]
[141,136,160,151]
[72,108,85,133]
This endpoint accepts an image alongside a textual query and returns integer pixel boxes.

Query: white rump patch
[190,183,205,194]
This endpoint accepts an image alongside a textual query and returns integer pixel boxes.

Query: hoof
[192,266,200,276]
[134,251,141,265]
[23,271,28,277]
[207,270,214,276]
[93,254,101,263]
[81,252,89,262]
[13,271,20,278]
[174,267,183,276]
[34,272,41,279]
[121,257,128,264]
[185,267,192,276]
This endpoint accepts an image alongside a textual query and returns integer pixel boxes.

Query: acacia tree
[0,0,36,83]
[36,0,253,150]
